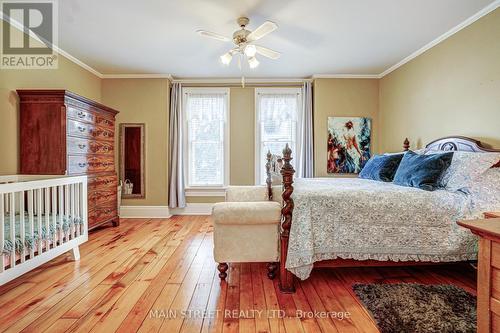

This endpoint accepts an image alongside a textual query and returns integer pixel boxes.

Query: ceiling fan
[196,16,281,69]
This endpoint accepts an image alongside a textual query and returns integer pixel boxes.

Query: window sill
[185,187,227,197]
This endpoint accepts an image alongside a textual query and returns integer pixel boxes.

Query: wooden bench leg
[267,262,277,280]
[217,263,228,281]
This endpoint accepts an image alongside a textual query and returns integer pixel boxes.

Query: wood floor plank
[1,219,165,332]
[0,217,478,333]
[250,263,271,333]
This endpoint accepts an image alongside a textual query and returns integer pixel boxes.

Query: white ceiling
[57,0,497,78]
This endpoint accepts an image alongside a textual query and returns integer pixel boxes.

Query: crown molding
[311,74,380,79]
[0,10,104,78]
[379,0,500,77]
[172,77,310,84]
[3,1,498,81]
[101,74,173,79]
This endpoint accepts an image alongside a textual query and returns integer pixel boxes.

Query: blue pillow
[393,150,454,191]
[359,154,404,182]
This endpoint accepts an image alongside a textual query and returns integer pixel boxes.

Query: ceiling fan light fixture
[248,56,259,69]
[244,44,256,57]
[220,52,232,65]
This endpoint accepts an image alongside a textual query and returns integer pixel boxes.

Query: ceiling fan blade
[196,30,231,42]
[255,45,281,59]
[247,21,278,42]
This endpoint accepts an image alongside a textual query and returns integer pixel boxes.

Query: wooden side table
[458,218,500,333]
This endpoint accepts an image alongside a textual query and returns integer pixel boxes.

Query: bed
[0,175,88,285]
[274,136,500,292]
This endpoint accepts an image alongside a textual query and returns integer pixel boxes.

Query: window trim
[254,87,302,185]
[182,87,230,190]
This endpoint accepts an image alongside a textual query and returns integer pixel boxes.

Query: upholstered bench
[212,185,281,280]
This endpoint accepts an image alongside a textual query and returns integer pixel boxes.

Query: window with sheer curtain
[183,88,229,187]
[255,88,302,184]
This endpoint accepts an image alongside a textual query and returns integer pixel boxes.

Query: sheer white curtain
[256,90,300,184]
[185,92,227,186]
[297,81,314,178]
[169,83,185,208]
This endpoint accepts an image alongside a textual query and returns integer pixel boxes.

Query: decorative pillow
[464,168,500,211]
[393,150,454,191]
[359,154,404,182]
[441,152,500,191]
[417,150,500,190]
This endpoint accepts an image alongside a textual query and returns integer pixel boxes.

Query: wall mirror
[120,123,145,199]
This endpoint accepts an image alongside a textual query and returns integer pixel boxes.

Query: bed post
[279,143,296,293]
[266,150,273,201]
[403,138,410,151]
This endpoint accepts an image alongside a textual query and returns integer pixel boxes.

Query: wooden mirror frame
[119,123,146,199]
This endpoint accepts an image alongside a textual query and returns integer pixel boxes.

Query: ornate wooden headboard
[424,136,500,167]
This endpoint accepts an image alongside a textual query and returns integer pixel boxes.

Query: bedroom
[0,0,499,332]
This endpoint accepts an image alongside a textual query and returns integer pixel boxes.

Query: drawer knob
[78,162,86,168]
[77,111,85,118]
[78,144,86,149]
[77,126,86,132]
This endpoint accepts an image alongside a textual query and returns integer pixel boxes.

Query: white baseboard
[119,206,171,218]
[119,203,214,218]
[169,203,214,216]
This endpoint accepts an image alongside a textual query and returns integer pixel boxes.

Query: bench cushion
[212,201,281,225]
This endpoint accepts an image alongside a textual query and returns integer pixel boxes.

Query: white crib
[0,175,88,285]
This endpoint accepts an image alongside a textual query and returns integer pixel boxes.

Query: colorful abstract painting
[327,117,371,173]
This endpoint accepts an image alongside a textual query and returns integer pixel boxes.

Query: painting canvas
[327,117,371,173]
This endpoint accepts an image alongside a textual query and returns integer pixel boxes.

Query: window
[255,88,302,184]
[183,88,229,188]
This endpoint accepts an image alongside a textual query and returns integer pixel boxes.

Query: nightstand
[458,218,500,333]
[485,212,500,219]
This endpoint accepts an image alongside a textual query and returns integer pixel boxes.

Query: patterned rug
[352,283,476,333]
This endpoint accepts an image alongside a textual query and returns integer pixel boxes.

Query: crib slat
[58,186,64,244]
[0,193,4,273]
[70,184,75,239]
[44,187,50,250]
[9,193,15,268]
[28,190,34,259]
[52,187,57,248]
[37,189,42,255]
[65,185,69,242]
[19,193,25,263]
[75,184,80,237]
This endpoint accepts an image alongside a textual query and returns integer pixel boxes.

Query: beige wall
[379,8,500,152]
[313,78,380,177]
[0,56,102,174]
[229,87,256,185]
[101,79,170,206]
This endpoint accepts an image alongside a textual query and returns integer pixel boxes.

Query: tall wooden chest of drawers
[17,90,119,230]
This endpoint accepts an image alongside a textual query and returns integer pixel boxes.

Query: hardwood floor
[0,217,477,333]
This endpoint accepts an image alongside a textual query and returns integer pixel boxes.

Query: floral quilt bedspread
[286,178,487,280]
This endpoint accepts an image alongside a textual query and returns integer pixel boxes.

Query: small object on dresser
[123,179,134,195]
[457,217,500,333]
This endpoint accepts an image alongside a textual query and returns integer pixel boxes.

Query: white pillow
[440,151,500,191]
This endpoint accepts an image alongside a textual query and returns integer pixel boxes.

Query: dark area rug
[352,283,476,333]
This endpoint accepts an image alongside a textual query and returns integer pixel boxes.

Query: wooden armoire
[17,90,120,230]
